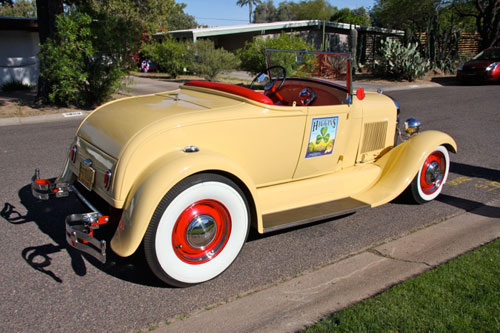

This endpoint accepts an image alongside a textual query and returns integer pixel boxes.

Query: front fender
[109,149,259,257]
[353,130,457,207]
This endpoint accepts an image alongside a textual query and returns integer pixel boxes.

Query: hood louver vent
[361,121,388,153]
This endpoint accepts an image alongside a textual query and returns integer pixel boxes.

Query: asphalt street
[0,82,499,332]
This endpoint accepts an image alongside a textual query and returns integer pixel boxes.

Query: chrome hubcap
[186,215,217,249]
[425,161,442,187]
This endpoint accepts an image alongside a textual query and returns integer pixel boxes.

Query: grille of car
[360,121,388,153]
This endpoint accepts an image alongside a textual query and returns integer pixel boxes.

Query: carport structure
[163,20,404,64]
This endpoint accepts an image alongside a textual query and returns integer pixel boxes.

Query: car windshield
[473,48,500,61]
[264,49,352,93]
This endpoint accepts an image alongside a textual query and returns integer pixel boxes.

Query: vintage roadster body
[32,50,456,286]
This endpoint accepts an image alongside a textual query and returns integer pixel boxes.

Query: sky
[177,0,375,27]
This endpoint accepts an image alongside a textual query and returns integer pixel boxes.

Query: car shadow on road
[450,162,500,181]
[1,183,166,287]
[437,194,500,218]
[430,76,462,86]
[432,76,500,86]
[436,161,500,216]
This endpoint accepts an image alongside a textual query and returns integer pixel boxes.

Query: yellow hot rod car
[32,49,456,287]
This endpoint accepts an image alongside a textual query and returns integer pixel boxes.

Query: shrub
[140,38,191,78]
[237,33,313,75]
[190,40,240,81]
[39,8,141,107]
[373,39,430,81]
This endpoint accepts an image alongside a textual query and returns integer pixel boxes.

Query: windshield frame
[264,49,353,97]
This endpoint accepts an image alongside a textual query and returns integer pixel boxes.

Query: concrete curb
[355,82,442,92]
[156,198,500,332]
[0,111,90,127]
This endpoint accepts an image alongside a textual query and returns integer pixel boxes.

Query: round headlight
[404,118,421,136]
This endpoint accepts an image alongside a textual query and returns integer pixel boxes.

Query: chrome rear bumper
[31,169,71,199]
[31,169,109,263]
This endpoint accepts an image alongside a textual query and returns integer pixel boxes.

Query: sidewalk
[155,198,500,332]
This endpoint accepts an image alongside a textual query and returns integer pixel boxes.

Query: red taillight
[104,170,112,190]
[70,145,77,163]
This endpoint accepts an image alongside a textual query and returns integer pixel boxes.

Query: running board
[262,197,370,233]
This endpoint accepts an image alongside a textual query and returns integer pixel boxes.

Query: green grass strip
[304,238,500,332]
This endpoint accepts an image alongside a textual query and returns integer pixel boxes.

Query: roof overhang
[161,20,404,40]
[0,17,38,31]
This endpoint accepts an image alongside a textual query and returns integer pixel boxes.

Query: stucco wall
[0,30,39,87]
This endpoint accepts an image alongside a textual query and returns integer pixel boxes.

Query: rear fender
[353,130,457,207]
[110,149,258,257]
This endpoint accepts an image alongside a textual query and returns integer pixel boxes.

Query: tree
[166,10,198,30]
[451,0,500,49]
[254,0,338,22]
[370,0,436,31]
[330,7,371,26]
[35,0,63,104]
[276,1,296,20]
[0,0,36,17]
[254,0,277,23]
[33,0,188,106]
[39,7,142,107]
[237,0,262,23]
[293,0,337,21]
[81,0,180,33]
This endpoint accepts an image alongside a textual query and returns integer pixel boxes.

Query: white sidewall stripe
[417,146,450,201]
[155,181,248,284]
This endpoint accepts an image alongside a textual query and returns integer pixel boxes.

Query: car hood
[462,59,495,70]
[77,87,245,158]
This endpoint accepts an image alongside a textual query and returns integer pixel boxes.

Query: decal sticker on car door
[306,116,339,158]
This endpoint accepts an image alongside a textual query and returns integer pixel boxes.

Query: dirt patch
[0,90,86,118]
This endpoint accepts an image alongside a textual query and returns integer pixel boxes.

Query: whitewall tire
[144,174,250,287]
[410,145,450,204]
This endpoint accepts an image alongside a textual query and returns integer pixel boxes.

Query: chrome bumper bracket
[65,213,107,263]
[31,168,109,264]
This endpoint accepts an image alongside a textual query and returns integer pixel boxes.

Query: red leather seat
[184,81,274,105]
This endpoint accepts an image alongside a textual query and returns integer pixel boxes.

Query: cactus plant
[373,38,430,81]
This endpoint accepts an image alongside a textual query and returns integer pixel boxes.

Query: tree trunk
[35,0,63,105]
[249,1,253,23]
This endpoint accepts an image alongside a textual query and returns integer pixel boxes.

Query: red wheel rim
[419,150,446,195]
[172,199,231,264]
